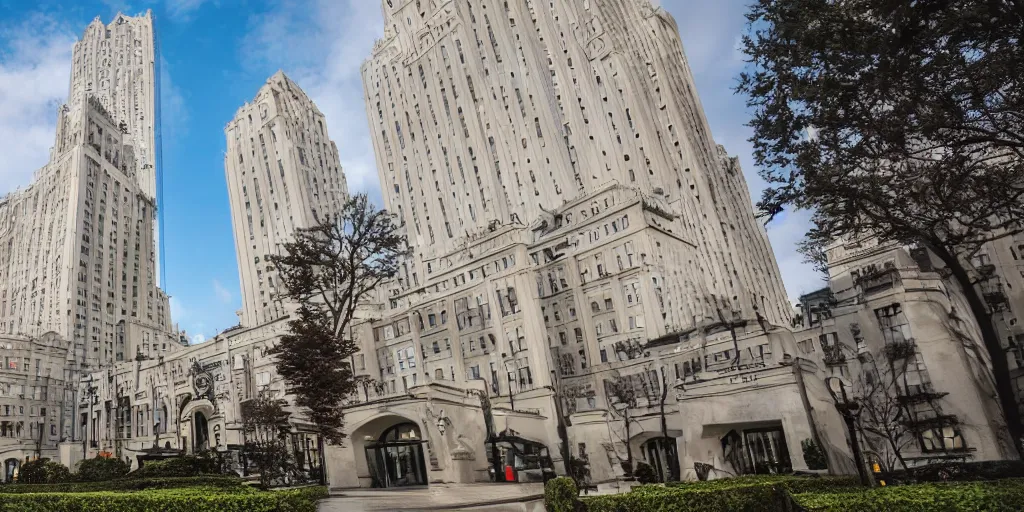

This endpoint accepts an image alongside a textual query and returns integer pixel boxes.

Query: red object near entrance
[504,465,515,482]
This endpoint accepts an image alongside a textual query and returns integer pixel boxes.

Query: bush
[583,482,791,512]
[634,462,658,484]
[131,454,227,479]
[794,479,1024,511]
[0,486,326,512]
[18,460,71,484]
[75,456,129,482]
[802,439,828,470]
[545,477,580,512]
[0,476,246,494]
[880,460,1024,485]
[665,475,860,494]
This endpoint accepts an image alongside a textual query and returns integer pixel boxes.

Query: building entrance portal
[364,422,428,488]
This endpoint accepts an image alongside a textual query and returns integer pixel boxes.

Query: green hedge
[584,482,791,512]
[545,477,579,512]
[665,475,861,494]
[794,479,1024,512]
[0,476,246,494]
[130,456,226,479]
[0,486,327,512]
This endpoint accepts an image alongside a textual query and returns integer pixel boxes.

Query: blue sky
[0,0,821,343]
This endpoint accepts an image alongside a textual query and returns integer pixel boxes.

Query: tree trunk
[624,411,633,474]
[931,243,1023,457]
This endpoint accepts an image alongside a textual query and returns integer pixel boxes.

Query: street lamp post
[826,377,872,487]
[82,375,97,459]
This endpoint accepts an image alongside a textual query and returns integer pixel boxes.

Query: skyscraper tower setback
[0,11,177,370]
[224,72,350,328]
[361,0,791,327]
[68,11,164,286]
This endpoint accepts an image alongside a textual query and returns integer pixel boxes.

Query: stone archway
[179,399,215,454]
[349,414,429,488]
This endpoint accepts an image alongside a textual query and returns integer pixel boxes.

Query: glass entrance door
[365,422,428,488]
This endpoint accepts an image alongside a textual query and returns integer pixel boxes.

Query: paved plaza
[318,483,545,512]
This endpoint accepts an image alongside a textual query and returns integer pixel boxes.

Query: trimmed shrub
[802,439,828,470]
[131,454,227,479]
[545,477,580,512]
[880,460,1024,485]
[75,456,129,482]
[634,462,658,484]
[665,475,860,494]
[18,459,71,484]
[583,482,791,512]
[0,487,325,512]
[0,476,246,494]
[794,479,1024,511]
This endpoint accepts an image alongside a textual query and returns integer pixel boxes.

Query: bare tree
[241,392,295,488]
[605,376,639,474]
[855,350,916,472]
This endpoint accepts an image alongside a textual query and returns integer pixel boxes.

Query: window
[875,304,911,344]
[604,298,613,310]
[434,368,445,381]
[591,301,600,313]
[921,426,966,453]
[428,313,437,327]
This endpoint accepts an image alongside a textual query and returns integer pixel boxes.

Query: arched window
[434,368,444,381]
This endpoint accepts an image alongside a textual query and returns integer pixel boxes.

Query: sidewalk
[318,483,545,512]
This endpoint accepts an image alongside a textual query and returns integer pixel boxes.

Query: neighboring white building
[0,12,180,479]
[224,72,349,328]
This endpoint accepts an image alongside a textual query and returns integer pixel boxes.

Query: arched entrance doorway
[641,437,680,482]
[194,412,210,452]
[3,458,19,483]
[364,422,428,488]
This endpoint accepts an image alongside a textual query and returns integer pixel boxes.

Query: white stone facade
[224,72,349,328]
[0,12,179,478]
[69,12,162,284]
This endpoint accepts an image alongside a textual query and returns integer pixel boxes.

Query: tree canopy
[739,0,1024,452]
[269,194,407,443]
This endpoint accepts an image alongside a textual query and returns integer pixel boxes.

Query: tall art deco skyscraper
[362,0,790,328]
[224,72,349,328]
[68,12,165,285]
[0,12,175,369]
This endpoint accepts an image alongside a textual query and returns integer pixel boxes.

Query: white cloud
[213,279,232,304]
[243,0,385,202]
[169,296,187,321]
[0,15,75,196]
[165,0,208,20]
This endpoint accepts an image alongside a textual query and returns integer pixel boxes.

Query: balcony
[884,339,917,361]
[822,344,846,366]
[856,267,900,295]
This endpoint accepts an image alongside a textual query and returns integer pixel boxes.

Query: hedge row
[880,460,1024,485]
[585,483,791,512]
[0,476,247,494]
[0,486,328,512]
[546,476,1024,512]
[794,479,1024,512]
[664,475,861,494]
